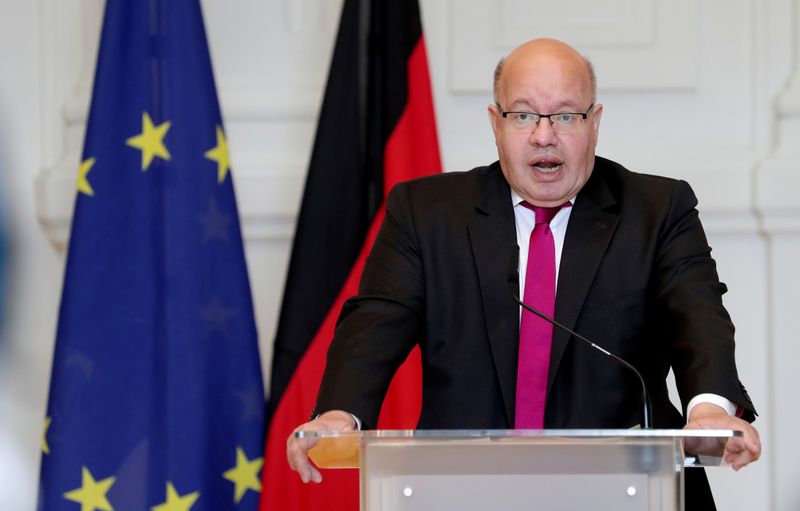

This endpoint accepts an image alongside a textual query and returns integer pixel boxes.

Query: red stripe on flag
[260,36,441,511]
[260,212,384,510]
[375,37,441,429]
[383,37,442,192]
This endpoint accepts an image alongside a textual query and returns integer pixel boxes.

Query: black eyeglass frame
[498,103,595,125]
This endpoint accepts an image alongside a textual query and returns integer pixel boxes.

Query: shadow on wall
[0,100,31,509]
[0,99,10,355]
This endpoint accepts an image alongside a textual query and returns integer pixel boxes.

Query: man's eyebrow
[505,99,535,110]
[506,99,582,112]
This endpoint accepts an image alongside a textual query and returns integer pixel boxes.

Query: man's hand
[286,410,357,483]
[683,403,761,471]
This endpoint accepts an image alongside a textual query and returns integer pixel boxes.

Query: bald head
[487,37,603,207]
[493,38,596,104]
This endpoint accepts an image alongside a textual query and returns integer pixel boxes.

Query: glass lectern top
[296,428,741,439]
[296,429,741,470]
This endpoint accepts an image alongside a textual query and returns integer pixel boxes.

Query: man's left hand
[683,403,761,471]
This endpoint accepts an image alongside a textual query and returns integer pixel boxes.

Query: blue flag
[38,2,265,510]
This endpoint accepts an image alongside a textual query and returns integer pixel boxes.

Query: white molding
[609,154,800,235]
[699,211,763,236]
[40,155,800,254]
[775,0,800,118]
[776,86,800,116]
[448,0,697,93]
[613,154,756,207]
[63,88,322,124]
[756,157,800,233]
[487,0,656,49]
[34,170,76,252]
[756,0,800,235]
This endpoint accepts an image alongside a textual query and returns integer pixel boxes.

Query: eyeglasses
[498,103,594,133]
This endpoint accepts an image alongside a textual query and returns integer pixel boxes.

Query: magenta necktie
[515,202,568,429]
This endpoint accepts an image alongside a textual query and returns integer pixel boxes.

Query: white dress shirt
[510,190,736,421]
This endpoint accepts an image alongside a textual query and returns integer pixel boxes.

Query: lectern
[300,429,739,511]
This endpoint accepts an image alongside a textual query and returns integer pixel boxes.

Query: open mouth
[530,157,563,174]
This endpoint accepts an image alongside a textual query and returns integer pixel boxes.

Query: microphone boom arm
[511,291,654,430]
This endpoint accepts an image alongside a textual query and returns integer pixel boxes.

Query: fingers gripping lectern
[299,429,739,511]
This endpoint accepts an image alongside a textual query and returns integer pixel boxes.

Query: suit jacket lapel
[467,163,519,426]
[548,162,620,394]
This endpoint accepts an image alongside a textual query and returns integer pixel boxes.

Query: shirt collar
[510,189,577,208]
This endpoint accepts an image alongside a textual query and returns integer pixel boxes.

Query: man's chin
[520,183,575,207]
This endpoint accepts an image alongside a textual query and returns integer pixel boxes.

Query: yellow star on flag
[151,482,199,511]
[203,125,230,183]
[42,417,52,454]
[222,447,263,503]
[77,157,96,196]
[126,112,171,171]
[63,467,115,511]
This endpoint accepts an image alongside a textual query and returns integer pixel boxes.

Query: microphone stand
[511,291,654,430]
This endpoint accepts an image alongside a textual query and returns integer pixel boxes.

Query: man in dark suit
[287,38,761,507]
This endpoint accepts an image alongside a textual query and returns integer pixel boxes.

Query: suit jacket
[315,157,756,507]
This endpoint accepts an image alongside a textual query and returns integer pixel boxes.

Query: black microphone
[509,246,653,429]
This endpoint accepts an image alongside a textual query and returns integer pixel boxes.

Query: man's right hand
[286,410,358,483]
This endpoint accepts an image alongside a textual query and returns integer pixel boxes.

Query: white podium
[301,429,739,511]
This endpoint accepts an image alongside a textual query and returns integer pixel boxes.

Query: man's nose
[529,118,557,146]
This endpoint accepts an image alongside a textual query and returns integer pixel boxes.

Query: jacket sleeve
[653,179,756,421]
[314,183,424,429]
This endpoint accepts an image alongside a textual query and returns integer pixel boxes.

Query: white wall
[0,0,63,506]
[1,0,797,508]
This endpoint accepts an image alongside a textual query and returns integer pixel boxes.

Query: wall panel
[2,0,794,508]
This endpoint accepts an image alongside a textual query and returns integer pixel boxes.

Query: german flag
[259,0,441,509]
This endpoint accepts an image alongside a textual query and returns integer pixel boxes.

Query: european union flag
[38,2,265,510]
